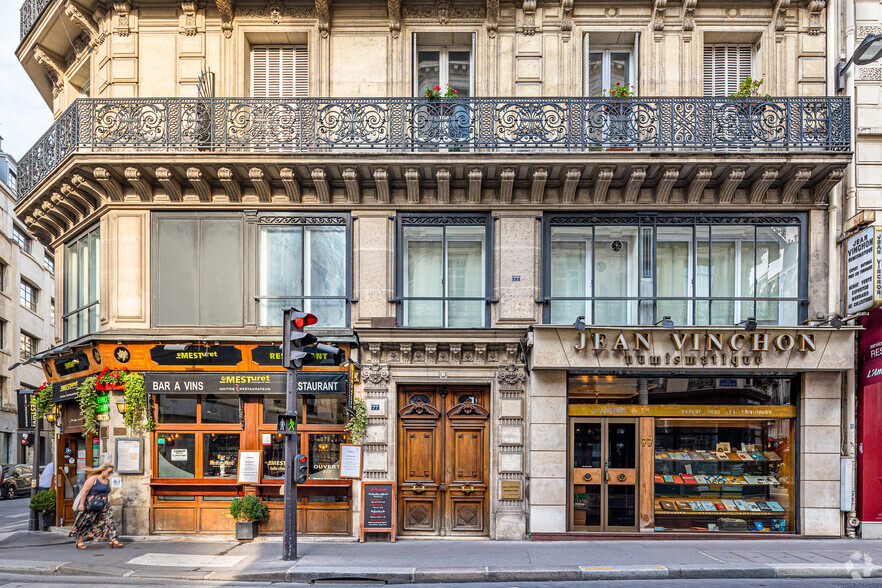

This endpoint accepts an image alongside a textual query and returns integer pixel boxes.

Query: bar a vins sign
[574,329,819,368]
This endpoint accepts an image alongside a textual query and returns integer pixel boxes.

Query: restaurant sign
[144,371,348,395]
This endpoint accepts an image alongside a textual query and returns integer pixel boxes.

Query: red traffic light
[293,312,318,329]
[298,456,307,464]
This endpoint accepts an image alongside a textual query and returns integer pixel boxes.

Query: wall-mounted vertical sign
[17,390,35,430]
[847,227,882,314]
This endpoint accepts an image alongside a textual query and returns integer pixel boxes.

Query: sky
[0,2,55,161]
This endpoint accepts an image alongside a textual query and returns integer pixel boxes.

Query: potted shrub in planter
[727,75,771,136]
[601,82,635,151]
[229,495,269,540]
[29,490,56,531]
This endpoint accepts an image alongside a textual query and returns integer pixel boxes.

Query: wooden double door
[397,386,489,536]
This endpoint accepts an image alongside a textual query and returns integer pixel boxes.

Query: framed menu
[115,438,143,474]
[237,450,262,484]
[339,444,363,479]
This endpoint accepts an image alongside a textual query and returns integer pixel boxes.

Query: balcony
[20,0,52,42]
[17,96,850,201]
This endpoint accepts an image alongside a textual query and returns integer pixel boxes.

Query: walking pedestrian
[38,461,54,491]
[70,463,123,549]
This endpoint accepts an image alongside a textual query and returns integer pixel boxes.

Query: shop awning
[144,371,348,396]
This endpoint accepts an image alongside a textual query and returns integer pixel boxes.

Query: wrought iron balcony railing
[17,96,850,200]
[20,0,52,41]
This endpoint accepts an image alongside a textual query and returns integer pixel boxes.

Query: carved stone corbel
[522,0,536,35]
[623,166,647,204]
[655,166,679,204]
[486,0,499,38]
[687,166,712,204]
[499,167,515,204]
[215,0,234,38]
[681,0,696,42]
[125,167,153,202]
[813,168,844,204]
[388,0,401,38]
[561,168,581,204]
[113,1,132,37]
[40,201,70,233]
[61,182,98,211]
[33,45,65,96]
[311,168,331,202]
[436,167,451,204]
[530,168,547,204]
[65,1,105,47]
[315,0,330,38]
[50,193,82,225]
[405,168,420,203]
[468,168,483,204]
[248,167,272,202]
[155,167,183,202]
[181,1,198,36]
[592,166,614,204]
[718,166,746,204]
[806,0,825,36]
[70,173,108,205]
[279,168,301,203]
[560,0,573,41]
[187,167,212,202]
[782,168,811,204]
[217,167,241,202]
[653,0,667,41]
[749,167,778,204]
[774,0,790,42]
[342,167,361,203]
[373,168,389,203]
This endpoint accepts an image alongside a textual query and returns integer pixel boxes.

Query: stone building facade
[14,0,854,538]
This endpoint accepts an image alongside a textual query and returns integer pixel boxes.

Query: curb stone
[412,567,488,583]
[287,565,415,584]
[487,566,583,582]
[667,564,775,579]
[581,565,668,580]
[0,559,66,575]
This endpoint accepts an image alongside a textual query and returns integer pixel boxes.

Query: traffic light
[283,310,318,368]
[295,454,308,484]
[20,433,33,446]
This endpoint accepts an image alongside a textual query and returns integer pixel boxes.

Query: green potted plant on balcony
[29,489,56,531]
[229,495,269,540]
[729,74,770,116]
[601,82,635,151]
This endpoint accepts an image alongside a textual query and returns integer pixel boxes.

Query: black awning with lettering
[144,371,348,396]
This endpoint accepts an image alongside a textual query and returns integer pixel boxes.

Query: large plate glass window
[544,214,804,326]
[63,226,99,341]
[398,214,491,328]
[257,215,349,327]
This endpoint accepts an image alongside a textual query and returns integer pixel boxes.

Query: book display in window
[653,419,794,533]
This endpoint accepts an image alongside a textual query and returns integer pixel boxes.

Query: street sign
[277,413,298,434]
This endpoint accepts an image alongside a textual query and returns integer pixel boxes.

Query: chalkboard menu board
[360,481,396,542]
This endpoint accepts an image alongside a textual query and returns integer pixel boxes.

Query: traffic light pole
[29,414,41,532]
[282,307,299,562]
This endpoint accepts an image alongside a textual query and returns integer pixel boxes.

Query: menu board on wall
[339,444,363,479]
[237,451,262,484]
[360,482,396,542]
[115,437,143,474]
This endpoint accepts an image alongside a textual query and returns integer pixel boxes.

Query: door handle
[583,472,592,481]
[412,484,426,494]
[605,470,609,482]
[461,485,475,494]
[618,473,626,482]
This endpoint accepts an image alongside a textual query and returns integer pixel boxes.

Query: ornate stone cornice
[486,0,499,38]
[236,0,314,21]
[33,45,65,95]
[315,0,330,37]
[806,0,825,35]
[388,0,401,38]
[113,1,131,37]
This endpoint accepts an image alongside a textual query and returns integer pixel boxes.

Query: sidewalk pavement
[2,531,882,583]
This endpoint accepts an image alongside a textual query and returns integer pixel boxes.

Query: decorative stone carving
[405,168,420,203]
[373,167,390,203]
[655,166,679,204]
[215,0,234,38]
[522,0,536,34]
[499,167,515,204]
[71,34,90,59]
[316,0,331,37]
[425,344,437,363]
[181,1,198,35]
[125,167,153,202]
[437,0,451,24]
[486,0,499,38]
[403,3,484,20]
[66,1,104,47]
[33,45,65,96]
[749,167,778,204]
[113,1,131,36]
[806,0,825,36]
[561,167,581,204]
[475,344,487,363]
[687,167,712,204]
[530,168,547,204]
[653,0,666,41]
[389,0,401,37]
[449,344,462,363]
[368,344,383,364]
[858,67,882,82]
[774,0,790,42]
[497,364,526,388]
[506,344,519,363]
[782,168,811,204]
[187,167,211,202]
[343,167,360,203]
[249,167,271,202]
[468,168,483,203]
[280,168,301,203]
[363,364,390,385]
[718,166,746,204]
[624,166,647,204]
[448,397,489,417]
[813,167,845,204]
[858,26,882,37]
[218,167,241,202]
[681,0,696,42]
[592,166,614,204]
[311,168,330,203]
[399,343,412,363]
[435,168,451,203]
[560,0,573,40]
[235,2,314,19]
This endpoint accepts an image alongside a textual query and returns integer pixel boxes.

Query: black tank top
[90,478,110,498]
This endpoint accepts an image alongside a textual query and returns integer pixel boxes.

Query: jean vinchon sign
[530,327,853,371]
[144,371,348,395]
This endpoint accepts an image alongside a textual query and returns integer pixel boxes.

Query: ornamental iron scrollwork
[16,96,850,201]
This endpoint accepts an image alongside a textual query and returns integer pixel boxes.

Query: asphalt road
[0,492,30,542]
[0,576,880,587]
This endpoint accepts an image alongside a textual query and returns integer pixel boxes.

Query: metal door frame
[568,417,640,532]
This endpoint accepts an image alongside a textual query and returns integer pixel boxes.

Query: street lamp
[116,400,128,415]
[43,411,56,424]
[836,34,882,92]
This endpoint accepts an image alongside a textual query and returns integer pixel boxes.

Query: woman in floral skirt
[70,463,124,549]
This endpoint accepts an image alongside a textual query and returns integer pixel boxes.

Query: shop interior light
[573,316,586,332]
[116,400,127,415]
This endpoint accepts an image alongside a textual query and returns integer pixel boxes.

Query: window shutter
[704,44,754,95]
[251,45,308,97]
[582,33,590,96]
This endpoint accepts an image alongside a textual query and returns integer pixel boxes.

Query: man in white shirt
[38,461,53,491]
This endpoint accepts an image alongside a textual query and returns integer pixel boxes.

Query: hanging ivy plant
[76,375,100,437]
[31,382,57,424]
[121,371,153,432]
[344,397,368,444]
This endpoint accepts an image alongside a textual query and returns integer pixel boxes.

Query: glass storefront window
[653,418,794,533]
[157,433,196,478]
[568,376,792,406]
[308,434,344,479]
[262,433,294,479]
[546,217,804,326]
[157,396,197,424]
[201,395,239,424]
[305,395,346,425]
[202,433,240,478]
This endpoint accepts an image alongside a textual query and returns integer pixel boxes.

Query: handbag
[85,494,108,513]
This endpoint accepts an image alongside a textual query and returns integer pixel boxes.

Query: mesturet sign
[846,227,882,314]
